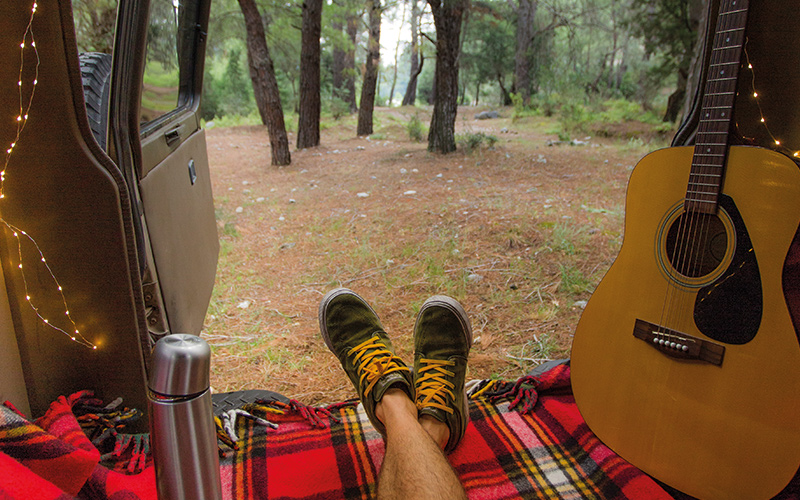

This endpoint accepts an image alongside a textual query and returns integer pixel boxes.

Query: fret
[686,191,720,198]
[715,26,745,34]
[711,44,743,51]
[720,8,748,16]
[689,168,723,173]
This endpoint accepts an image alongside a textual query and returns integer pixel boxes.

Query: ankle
[375,388,416,425]
[419,414,451,450]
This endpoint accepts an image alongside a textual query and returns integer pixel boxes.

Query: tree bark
[514,0,537,106]
[357,0,382,136]
[401,0,421,106]
[345,15,359,112]
[297,0,323,148]
[427,0,465,153]
[332,20,346,103]
[237,0,291,166]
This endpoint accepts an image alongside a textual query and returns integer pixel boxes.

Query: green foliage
[456,132,498,153]
[326,97,352,120]
[510,93,539,120]
[406,113,426,142]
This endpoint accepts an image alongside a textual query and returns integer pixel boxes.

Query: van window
[140,0,183,124]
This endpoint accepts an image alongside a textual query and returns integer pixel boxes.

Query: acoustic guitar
[570,1,800,498]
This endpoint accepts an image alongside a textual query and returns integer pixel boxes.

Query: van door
[110,0,218,348]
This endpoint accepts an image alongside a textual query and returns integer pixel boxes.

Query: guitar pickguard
[693,195,763,344]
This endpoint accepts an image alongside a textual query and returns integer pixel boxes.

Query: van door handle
[165,128,181,146]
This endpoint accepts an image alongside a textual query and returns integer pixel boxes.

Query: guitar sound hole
[665,213,727,278]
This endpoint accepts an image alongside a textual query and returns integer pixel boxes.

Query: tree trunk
[388,0,407,106]
[297,0,323,149]
[357,0,381,136]
[345,16,358,113]
[237,0,291,166]
[497,72,512,105]
[401,0,420,106]
[514,0,537,106]
[332,20,346,103]
[427,0,465,153]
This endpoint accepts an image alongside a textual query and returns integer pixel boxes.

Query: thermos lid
[149,334,211,397]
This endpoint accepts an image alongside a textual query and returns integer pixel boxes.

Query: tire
[79,52,112,151]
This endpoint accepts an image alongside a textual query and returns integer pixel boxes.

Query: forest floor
[202,105,673,405]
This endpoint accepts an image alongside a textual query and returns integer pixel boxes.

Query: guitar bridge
[633,319,725,366]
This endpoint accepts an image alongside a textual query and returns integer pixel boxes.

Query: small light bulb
[92,346,97,350]
[71,336,76,341]
[20,43,24,48]
[760,118,765,123]
[43,319,48,323]
[65,310,69,315]
[753,92,758,98]
[25,295,30,300]
[18,263,22,269]
[748,64,753,69]
[17,81,22,87]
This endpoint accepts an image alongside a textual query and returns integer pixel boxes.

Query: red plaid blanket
[220,364,673,499]
[2,364,798,499]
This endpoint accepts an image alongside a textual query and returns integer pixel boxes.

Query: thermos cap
[149,334,211,397]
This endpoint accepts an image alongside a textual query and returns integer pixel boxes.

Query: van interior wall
[0,260,30,417]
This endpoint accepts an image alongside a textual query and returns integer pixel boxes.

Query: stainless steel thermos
[148,334,222,500]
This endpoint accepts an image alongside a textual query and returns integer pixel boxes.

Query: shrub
[407,114,426,142]
[456,132,498,153]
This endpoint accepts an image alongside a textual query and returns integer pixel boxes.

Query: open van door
[109,0,218,347]
[0,0,217,421]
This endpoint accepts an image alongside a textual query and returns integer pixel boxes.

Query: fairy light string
[742,40,799,158]
[1,2,96,349]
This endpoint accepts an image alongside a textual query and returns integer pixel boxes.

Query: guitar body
[571,145,800,500]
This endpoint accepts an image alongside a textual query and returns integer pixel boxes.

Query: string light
[742,41,798,156]
[1,2,96,350]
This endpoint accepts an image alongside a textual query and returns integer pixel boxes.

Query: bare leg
[374,390,467,500]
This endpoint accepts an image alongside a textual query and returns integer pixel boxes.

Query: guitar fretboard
[687,0,750,214]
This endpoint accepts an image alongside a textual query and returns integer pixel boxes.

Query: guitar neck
[687,0,750,214]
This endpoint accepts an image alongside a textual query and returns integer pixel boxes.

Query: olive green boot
[413,295,472,453]
[319,288,413,435]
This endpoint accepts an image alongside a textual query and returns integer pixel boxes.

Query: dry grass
[203,106,669,405]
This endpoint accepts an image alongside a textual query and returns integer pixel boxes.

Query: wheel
[78,52,112,150]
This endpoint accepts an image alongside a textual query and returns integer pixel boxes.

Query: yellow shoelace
[347,335,410,398]
[415,358,456,413]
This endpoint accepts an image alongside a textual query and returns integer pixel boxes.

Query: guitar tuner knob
[682,345,689,352]
[669,342,677,349]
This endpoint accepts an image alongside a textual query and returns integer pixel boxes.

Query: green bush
[456,132,498,153]
[407,114,426,142]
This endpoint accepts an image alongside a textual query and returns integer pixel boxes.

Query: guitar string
[675,4,746,338]
[659,0,747,343]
